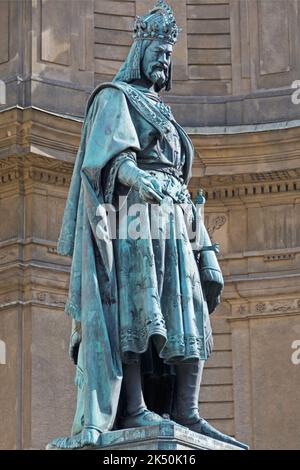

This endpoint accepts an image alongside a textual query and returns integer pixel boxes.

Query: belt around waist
[140,166,184,183]
[146,170,191,205]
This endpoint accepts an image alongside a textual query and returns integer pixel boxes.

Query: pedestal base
[94,421,244,451]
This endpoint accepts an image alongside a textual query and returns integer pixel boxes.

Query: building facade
[0,0,300,450]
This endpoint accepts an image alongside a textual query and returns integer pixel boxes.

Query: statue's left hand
[202,281,221,314]
[69,320,82,365]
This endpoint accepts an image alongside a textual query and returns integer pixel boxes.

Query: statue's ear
[165,61,172,92]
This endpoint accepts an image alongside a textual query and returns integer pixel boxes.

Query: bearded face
[141,40,173,91]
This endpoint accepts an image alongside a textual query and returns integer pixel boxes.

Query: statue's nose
[159,58,169,69]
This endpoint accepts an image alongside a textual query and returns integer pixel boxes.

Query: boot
[119,359,164,429]
[46,428,100,450]
[172,361,249,450]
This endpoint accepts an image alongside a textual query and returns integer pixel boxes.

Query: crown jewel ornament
[133,0,181,45]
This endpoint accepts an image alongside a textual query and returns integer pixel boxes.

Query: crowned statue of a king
[47,1,247,450]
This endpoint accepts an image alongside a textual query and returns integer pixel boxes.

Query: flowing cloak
[57,81,223,433]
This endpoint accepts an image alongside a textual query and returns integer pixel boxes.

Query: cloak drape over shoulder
[57,85,144,433]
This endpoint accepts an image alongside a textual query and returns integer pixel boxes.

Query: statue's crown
[133,1,181,45]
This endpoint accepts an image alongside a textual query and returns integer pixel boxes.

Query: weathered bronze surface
[47,1,247,451]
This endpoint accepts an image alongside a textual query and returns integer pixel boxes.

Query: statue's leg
[172,360,249,449]
[123,360,147,416]
[119,358,165,429]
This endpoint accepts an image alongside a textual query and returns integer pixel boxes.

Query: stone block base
[95,421,244,451]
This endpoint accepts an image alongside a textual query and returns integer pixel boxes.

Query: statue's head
[114,1,181,92]
[140,40,173,91]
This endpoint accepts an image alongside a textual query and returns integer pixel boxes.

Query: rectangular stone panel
[188,19,230,34]
[211,316,231,334]
[258,0,290,75]
[31,307,75,450]
[46,195,67,242]
[201,402,234,420]
[94,29,132,46]
[187,0,229,3]
[0,0,9,64]
[213,333,232,351]
[31,191,48,240]
[187,4,230,19]
[200,384,234,402]
[189,65,232,80]
[94,13,134,31]
[94,0,135,17]
[0,308,19,449]
[94,44,129,62]
[41,0,71,66]
[239,0,251,79]
[206,350,232,368]
[202,367,233,386]
[208,419,234,436]
[188,34,231,49]
[228,207,247,253]
[263,204,296,250]
[95,58,122,75]
[189,49,231,65]
[171,80,231,98]
[250,315,300,449]
[0,194,19,241]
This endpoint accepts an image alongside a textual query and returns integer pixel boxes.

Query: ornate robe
[58,81,223,433]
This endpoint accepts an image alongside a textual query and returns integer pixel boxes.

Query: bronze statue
[47,1,247,450]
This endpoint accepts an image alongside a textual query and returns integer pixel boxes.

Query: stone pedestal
[95,422,245,451]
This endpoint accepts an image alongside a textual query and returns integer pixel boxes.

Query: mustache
[151,63,169,75]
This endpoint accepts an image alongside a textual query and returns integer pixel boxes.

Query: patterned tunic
[105,87,213,364]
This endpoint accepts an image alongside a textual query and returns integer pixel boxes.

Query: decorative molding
[201,170,300,185]
[255,299,300,315]
[190,173,300,201]
[191,168,300,201]
[29,167,71,187]
[33,290,65,306]
[231,298,300,319]
[0,155,73,188]
[264,253,295,262]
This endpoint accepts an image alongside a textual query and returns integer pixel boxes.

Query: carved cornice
[1,107,300,199]
[190,124,300,178]
[0,155,73,188]
[190,168,300,201]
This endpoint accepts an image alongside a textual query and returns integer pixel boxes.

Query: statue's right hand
[117,160,163,203]
[69,320,82,365]
[136,175,164,203]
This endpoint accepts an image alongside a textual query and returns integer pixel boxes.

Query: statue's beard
[149,67,168,89]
